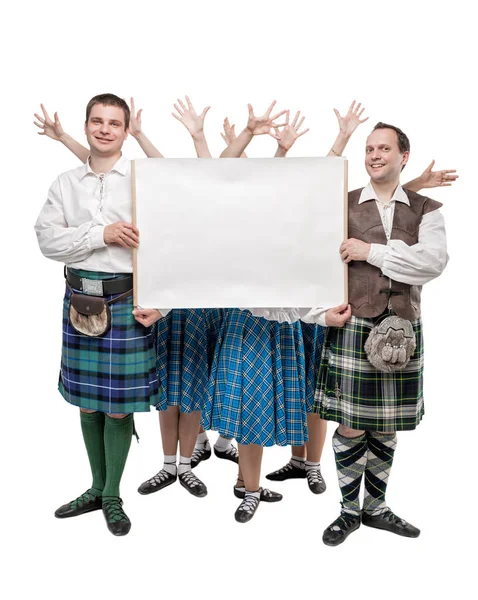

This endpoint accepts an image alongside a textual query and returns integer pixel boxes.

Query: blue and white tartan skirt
[156,309,225,413]
[301,322,326,412]
[203,309,308,446]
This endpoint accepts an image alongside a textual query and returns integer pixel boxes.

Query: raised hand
[270,109,309,151]
[34,104,64,140]
[246,100,287,136]
[129,97,143,138]
[221,117,238,146]
[333,100,368,138]
[172,95,210,139]
[418,160,458,188]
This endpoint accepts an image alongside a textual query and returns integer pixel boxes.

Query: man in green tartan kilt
[303,122,448,546]
[35,94,166,536]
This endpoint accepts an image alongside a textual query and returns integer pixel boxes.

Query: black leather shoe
[234,494,260,523]
[361,509,420,538]
[322,512,361,546]
[266,461,306,481]
[214,444,239,464]
[138,469,177,495]
[234,486,283,502]
[179,470,208,497]
[102,497,131,536]
[306,466,326,494]
[55,490,102,519]
[191,441,212,468]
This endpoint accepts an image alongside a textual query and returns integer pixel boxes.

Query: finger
[178,98,187,111]
[185,95,193,110]
[333,108,342,121]
[34,121,44,129]
[230,124,236,136]
[248,104,254,119]
[54,111,62,126]
[359,117,369,123]
[297,128,310,137]
[426,160,435,172]
[221,133,228,144]
[34,113,45,123]
[137,108,143,121]
[173,103,183,116]
[269,131,281,140]
[172,112,182,121]
[40,104,52,121]
[272,120,288,128]
[270,109,287,121]
[291,111,299,128]
[200,106,211,120]
[285,110,290,126]
[130,97,136,114]
[354,102,362,114]
[225,117,231,128]
[265,100,277,117]
[122,222,139,235]
[442,169,457,174]
[357,107,365,118]
[348,100,356,115]
[296,116,305,130]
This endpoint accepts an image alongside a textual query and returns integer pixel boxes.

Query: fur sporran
[68,292,111,337]
[364,315,416,373]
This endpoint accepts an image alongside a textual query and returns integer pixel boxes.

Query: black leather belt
[66,268,133,297]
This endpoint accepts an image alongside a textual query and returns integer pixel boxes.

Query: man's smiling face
[84,104,128,157]
[365,127,409,184]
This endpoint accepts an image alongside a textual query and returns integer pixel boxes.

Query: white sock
[305,460,320,471]
[214,435,232,451]
[178,455,192,476]
[245,489,261,500]
[291,455,306,469]
[163,454,177,475]
[196,432,208,448]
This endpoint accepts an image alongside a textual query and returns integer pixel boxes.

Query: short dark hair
[85,94,130,129]
[372,122,410,154]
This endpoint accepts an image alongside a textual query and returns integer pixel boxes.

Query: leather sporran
[68,291,112,337]
[364,315,416,373]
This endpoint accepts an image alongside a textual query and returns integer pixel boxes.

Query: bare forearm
[274,146,288,157]
[132,131,164,158]
[402,177,423,192]
[192,132,212,158]
[327,131,352,157]
[59,133,89,163]
[220,128,253,158]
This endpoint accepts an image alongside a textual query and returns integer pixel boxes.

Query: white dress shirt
[301,183,449,326]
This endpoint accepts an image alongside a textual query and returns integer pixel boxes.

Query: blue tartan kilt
[59,269,162,414]
[156,309,210,413]
[205,308,225,368]
[203,309,308,447]
[301,322,326,412]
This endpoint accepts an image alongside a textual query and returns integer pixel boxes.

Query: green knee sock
[102,414,134,498]
[80,411,106,496]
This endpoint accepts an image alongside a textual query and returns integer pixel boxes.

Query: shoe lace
[261,488,275,498]
[239,495,260,514]
[180,471,202,488]
[277,462,294,474]
[70,490,99,509]
[384,510,407,525]
[307,468,323,484]
[191,447,203,461]
[329,512,358,532]
[102,497,128,523]
[148,469,173,485]
[224,445,238,458]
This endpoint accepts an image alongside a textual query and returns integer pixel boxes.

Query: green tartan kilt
[313,314,424,432]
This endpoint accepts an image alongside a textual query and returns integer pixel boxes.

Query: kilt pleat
[203,309,308,446]
[314,314,424,432]
[59,270,161,414]
[155,309,209,413]
[301,322,326,412]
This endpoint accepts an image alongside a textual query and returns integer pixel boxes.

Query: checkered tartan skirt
[301,322,326,412]
[203,309,308,446]
[156,309,218,413]
[59,269,162,414]
[313,313,424,432]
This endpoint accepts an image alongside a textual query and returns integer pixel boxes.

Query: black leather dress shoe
[322,512,361,547]
[362,509,420,538]
[55,490,102,519]
[102,497,131,536]
[266,461,306,481]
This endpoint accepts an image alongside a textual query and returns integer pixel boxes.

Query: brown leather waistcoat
[348,187,442,319]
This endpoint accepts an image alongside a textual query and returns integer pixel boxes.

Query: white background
[1,1,475,599]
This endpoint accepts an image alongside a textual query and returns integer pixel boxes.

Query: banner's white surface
[135,157,346,308]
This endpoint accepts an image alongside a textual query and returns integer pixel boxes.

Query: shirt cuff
[89,225,107,249]
[300,307,328,327]
[157,309,171,318]
[367,243,387,269]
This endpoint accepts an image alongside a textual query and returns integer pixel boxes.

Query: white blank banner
[135,157,347,309]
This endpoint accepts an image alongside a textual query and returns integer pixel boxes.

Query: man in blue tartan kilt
[35,94,167,536]
[303,122,448,545]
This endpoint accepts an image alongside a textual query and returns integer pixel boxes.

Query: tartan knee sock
[80,411,106,496]
[102,414,134,498]
[363,431,397,516]
[332,429,367,516]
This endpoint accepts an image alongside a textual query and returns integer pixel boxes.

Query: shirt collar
[358,182,410,206]
[79,154,129,180]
